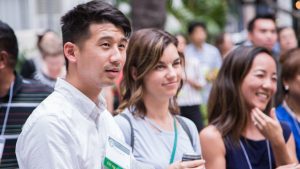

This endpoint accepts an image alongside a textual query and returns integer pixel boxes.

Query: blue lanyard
[169,117,178,164]
[240,139,271,169]
[1,82,14,136]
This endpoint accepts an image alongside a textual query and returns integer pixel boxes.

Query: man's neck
[65,74,101,104]
[194,42,204,50]
[0,70,15,97]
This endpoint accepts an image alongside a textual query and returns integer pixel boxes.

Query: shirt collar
[187,43,208,52]
[54,78,106,121]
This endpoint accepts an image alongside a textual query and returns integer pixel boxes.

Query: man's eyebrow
[120,37,128,43]
[98,36,128,42]
[173,58,181,62]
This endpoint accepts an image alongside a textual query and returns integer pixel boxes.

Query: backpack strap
[176,116,193,146]
[120,113,134,150]
[120,114,193,150]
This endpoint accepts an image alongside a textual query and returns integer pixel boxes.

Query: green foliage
[115,0,131,18]
[167,0,228,37]
[115,0,130,4]
[114,0,228,39]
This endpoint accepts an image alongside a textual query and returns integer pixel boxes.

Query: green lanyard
[169,117,178,164]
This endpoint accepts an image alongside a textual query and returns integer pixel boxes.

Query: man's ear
[63,42,78,64]
[131,67,138,80]
[0,51,9,69]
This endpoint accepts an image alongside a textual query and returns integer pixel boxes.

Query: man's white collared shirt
[16,78,124,169]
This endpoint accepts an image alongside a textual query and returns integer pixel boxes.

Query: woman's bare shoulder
[200,125,225,151]
[200,125,223,140]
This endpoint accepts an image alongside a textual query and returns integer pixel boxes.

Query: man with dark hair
[247,14,277,53]
[0,20,51,168]
[16,1,131,168]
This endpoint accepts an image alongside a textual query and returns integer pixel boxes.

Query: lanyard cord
[239,139,271,169]
[169,117,178,164]
[1,82,14,136]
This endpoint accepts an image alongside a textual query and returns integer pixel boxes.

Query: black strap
[120,114,194,150]
[120,113,135,150]
[175,116,193,146]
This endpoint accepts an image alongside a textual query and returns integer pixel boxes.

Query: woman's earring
[285,85,289,91]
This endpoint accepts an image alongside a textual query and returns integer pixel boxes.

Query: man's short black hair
[0,20,18,68]
[247,14,276,32]
[187,21,206,35]
[61,0,131,46]
[61,0,132,68]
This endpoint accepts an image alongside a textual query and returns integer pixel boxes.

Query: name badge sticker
[103,136,131,169]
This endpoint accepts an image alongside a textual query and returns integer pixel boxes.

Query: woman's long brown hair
[208,46,276,145]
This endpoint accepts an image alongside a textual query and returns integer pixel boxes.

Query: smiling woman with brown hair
[115,28,205,169]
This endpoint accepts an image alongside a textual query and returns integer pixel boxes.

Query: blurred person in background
[0,20,51,169]
[176,33,207,132]
[175,33,187,53]
[185,21,222,106]
[215,32,234,59]
[278,27,298,56]
[200,46,297,169]
[34,31,65,88]
[246,14,278,58]
[276,48,300,161]
[21,30,65,88]
[115,28,205,169]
